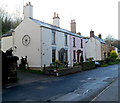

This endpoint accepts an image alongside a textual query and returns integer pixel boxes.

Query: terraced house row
[1,2,112,69]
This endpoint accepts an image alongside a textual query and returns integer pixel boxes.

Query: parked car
[95,61,101,67]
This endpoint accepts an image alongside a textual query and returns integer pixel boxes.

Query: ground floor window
[52,49,56,63]
[73,50,76,62]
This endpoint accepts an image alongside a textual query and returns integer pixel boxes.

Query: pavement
[91,78,119,102]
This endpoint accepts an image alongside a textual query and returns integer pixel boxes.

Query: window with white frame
[52,30,56,45]
[65,34,68,46]
[73,37,75,47]
[73,50,76,61]
[81,39,83,48]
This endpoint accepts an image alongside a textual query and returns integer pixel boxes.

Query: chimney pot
[98,34,102,38]
[28,2,31,5]
[54,12,56,17]
[57,14,59,17]
[77,32,81,35]
[90,30,94,37]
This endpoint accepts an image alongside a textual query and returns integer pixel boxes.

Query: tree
[104,34,116,44]
[104,34,117,53]
[110,50,118,61]
[0,6,22,35]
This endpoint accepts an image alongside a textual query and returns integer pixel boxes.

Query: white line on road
[89,80,116,103]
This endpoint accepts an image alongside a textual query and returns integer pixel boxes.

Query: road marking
[89,79,117,103]
[83,89,89,95]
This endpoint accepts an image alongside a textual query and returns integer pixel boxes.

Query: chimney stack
[77,32,81,35]
[90,30,94,37]
[53,12,60,27]
[71,19,76,33]
[23,2,33,19]
[98,34,102,39]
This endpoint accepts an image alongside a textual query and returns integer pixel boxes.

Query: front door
[77,53,80,63]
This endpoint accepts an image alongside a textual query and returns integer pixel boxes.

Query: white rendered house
[86,30,108,61]
[6,2,85,69]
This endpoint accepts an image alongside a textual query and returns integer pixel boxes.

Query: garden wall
[81,61,95,71]
[44,61,95,76]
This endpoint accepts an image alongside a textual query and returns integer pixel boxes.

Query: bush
[110,50,118,61]
[87,57,94,62]
[116,59,120,61]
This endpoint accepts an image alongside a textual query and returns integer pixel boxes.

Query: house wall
[101,43,108,60]
[86,37,102,61]
[13,18,41,67]
[70,35,86,65]
[1,36,13,52]
[41,27,71,67]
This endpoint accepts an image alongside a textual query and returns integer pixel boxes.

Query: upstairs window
[65,34,68,46]
[73,50,76,61]
[52,30,56,45]
[73,37,75,47]
[81,39,83,48]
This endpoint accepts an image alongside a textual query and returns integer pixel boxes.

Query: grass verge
[101,60,120,67]
[20,69,44,74]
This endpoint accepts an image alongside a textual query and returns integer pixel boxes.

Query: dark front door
[59,48,66,64]
[77,50,82,63]
[77,53,80,63]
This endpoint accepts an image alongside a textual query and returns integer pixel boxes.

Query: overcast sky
[1,0,119,39]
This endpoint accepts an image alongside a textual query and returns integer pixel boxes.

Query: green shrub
[116,59,120,61]
[87,57,94,62]
[73,63,80,66]
[110,50,118,61]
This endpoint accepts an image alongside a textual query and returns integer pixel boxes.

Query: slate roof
[85,36,106,44]
[2,29,14,37]
[30,18,84,38]
[94,36,106,44]
[2,33,12,37]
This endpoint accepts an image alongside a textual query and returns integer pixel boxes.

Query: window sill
[52,43,56,45]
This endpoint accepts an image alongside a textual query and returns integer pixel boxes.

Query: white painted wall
[56,31,71,66]
[1,36,13,52]
[13,18,41,67]
[41,27,71,66]
[41,27,52,67]
[86,37,102,61]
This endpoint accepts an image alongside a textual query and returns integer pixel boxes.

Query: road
[2,64,118,102]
